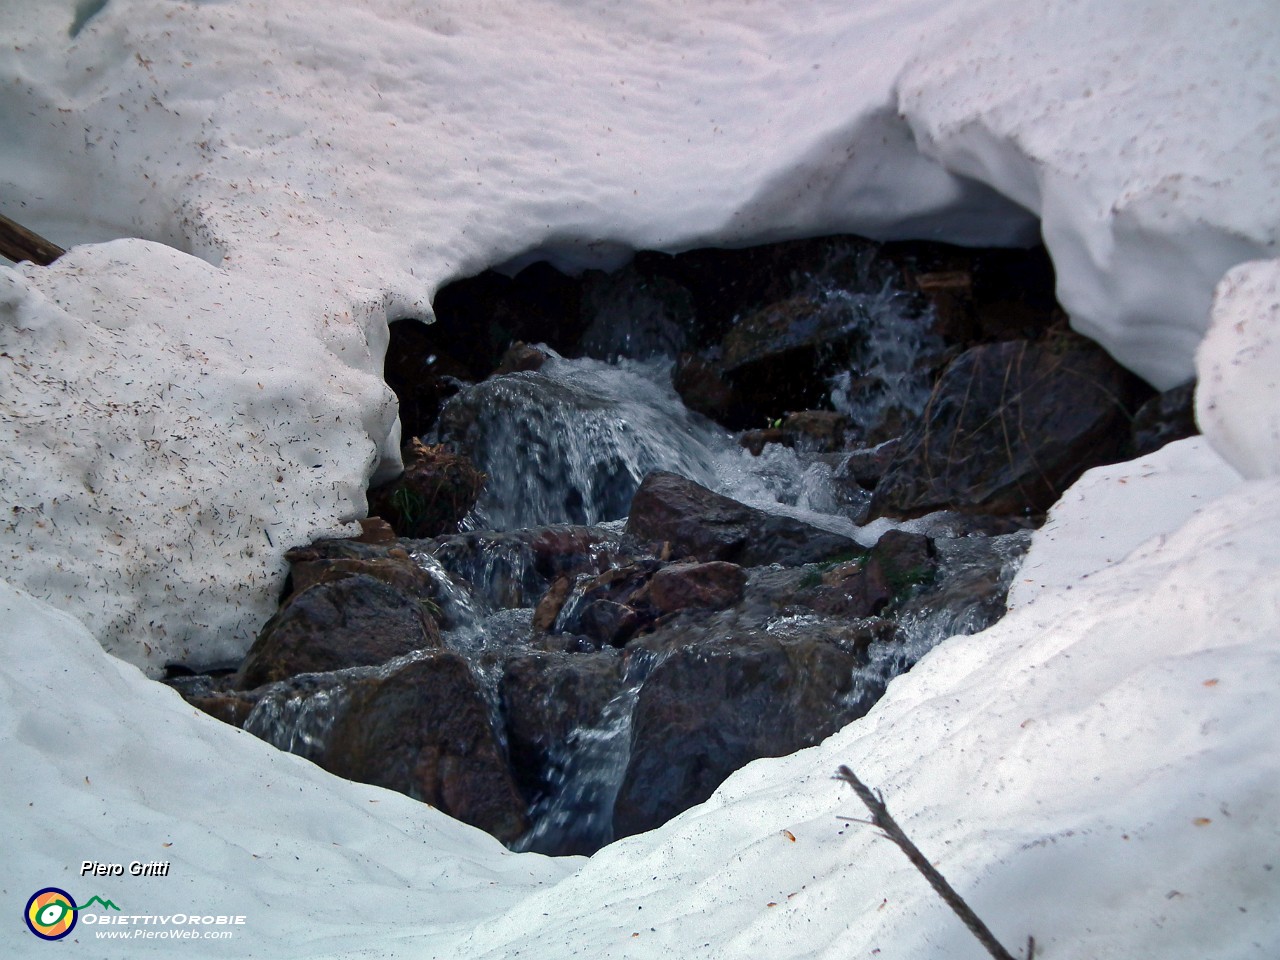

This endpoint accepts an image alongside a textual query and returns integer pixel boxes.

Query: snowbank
[6,434,1277,958]
[2,0,1276,666]
[2,1,1280,958]
[0,578,572,958]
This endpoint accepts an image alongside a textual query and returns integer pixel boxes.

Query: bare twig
[0,211,64,266]
[836,765,1033,960]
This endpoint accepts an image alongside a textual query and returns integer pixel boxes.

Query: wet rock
[672,352,737,423]
[500,650,625,805]
[625,471,860,566]
[869,337,1139,520]
[648,561,746,614]
[187,692,260,728]
[1132,379,1197,456]
[235,574,440,690]
[286,552,438,607]
[614,631,873,838]
[865,529,936,600]
[834,439,900,490]
[524,525,634,581]
[551,561,661,645]
[577,600,641,647]
[799,530,933,618]
[532,576,573,631]
[425,532,544,610]
[325,653,528,844]
[493,340,548,376]
[367,439,486,539]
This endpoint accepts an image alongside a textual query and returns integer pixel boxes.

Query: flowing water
[242,262,1029,855]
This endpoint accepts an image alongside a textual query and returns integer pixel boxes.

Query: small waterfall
[818,268,943,434]
[242,650,435,759]
[513,647,668,856]
[228,247,1038,858]
[855,529,1032,687]
[433,355,728,531]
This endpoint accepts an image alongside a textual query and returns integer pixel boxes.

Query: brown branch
[836,765,1033,960]
[0,211,64,266]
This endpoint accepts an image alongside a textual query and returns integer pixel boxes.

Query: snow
[1,0,1279,957]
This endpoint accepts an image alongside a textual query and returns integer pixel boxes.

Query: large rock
[235,574,440,689]
[648,561,747,614]
[324,653,528,844]
[869,337,1138,519]
[625,471,860,566]
[614,631,874,838]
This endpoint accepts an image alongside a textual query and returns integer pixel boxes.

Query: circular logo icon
[25,888,78,941]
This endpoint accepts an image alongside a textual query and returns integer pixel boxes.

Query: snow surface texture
[6,436,1278,959]
[2,1,1280,957]
[1,0,1277,668]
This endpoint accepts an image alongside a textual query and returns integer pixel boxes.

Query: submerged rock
[500,650,625,808]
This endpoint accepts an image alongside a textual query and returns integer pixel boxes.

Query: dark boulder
[625,471,860,566]
[324,653,528,843]
[235,574,440,690]
[614,631,874,838]
[869,337,1138,519]
[648,561,747,614]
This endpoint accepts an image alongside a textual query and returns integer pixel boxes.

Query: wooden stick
[836,765,1033,960]
[0,211,64,266]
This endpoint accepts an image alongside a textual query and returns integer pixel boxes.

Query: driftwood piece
[0,211,64,266]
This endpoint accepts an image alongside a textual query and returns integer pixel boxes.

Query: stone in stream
[614,625,877,838]
[801,529,935,618]
[647,561,747,614]
[235,573,440,690]
[324,652,528,844]
[869,336,1140,520]
[625,470,860,567]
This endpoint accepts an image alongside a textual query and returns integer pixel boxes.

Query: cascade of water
[819,272,943,433]
[242,650,434,759]
[854,529,1032,688]
[433,354,728,531]
[513,646,669,856]
[239,254,1032,857]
